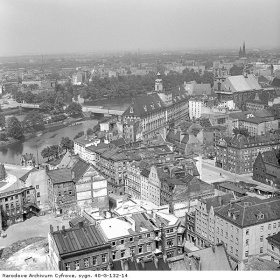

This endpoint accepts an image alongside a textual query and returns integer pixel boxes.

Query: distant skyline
[1,0,280,56]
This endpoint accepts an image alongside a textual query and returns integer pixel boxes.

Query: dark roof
[267,232,280,246]
[215,196,280,228]
[168,243,232,270]
[69,216,91,228]
[246,91,269,105]
[51,225,109,256]
[111,138,126,147]
[271,78,280,87]
[258,75,269,84]
[47,168,73,184]
[262,150,279,166]
[123,94,165,117]
[241,256,280,271]
[71,158,90,182]
[19,168,38,182]
[216,182,247,195]
[202,193,235,212]
[199,118,212,128]
[252,109,274,118]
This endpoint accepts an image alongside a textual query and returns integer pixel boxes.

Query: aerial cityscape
[0,0,280,272]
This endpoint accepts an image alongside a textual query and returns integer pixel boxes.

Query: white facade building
[189,98,202,119]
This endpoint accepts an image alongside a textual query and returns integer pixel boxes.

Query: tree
[0,132,8,141]
[65,102,82,116]
[229,65,244,76]
[6,116,23,139]
[0,115,5,128]
[60,137,74,151]
[86,128,94,135]
[233,127,249,137]
[22,111,45,132]
[41,147,52,161]
[74,131,84,139]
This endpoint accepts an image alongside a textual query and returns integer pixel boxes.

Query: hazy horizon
[1,0,280,56]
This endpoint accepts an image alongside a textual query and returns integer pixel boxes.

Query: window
[217,238,219,243]
[92,257,97,266]
[273,223,276,229]
[130,247,135,255]
[147,233,150,238]
[65,263,70,271]
[225,232,228,239]
[74,260,80,270]
[260,236,263,242]
[236,249,238,256]
[246,239,249,245]
[36,185,39,189]
[268,224,271,230]
[230,246,233,253]
[112,241,116,246]
[129,237,133,242]
[84,258,89,268]
[15,195,18,199]
[272,244,275,251]
[120,239,124,244]
[217,227,219,234]
[69,190,73,195]
[246,229,249,235]
[278,222,280,227]
[245,251,249,257]
[138,245,143,254]
[147,243,151,251]
[231,225,233,231]
[260,247,263,254]
[37,192,40,198]
[112,252,116,260]
[121,250,125,258]
[101,254,107,263]
[167,251,173,258]
[236,237,239,244]
[230,235,233,241]
[260,226,264,232]
[221,229,223,236]
[167,239,174,248]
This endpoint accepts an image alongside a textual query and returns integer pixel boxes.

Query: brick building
[215,133,280,174]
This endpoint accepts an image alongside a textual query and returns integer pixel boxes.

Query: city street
[201,159,275,190]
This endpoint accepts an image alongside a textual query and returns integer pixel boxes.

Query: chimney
[50,225,53,233]
[218,195,222,206]
[62,225,66,231]
[78,221,84,228]
[57,226,59,231]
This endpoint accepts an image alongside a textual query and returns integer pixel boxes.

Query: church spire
[243,41,246,56]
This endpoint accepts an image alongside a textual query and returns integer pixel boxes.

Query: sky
[0,0,280,56]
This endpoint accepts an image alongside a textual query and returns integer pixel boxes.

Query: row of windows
[65,254,107,271]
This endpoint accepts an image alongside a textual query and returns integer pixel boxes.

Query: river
[0,97,132,165]
[0,119,98,165]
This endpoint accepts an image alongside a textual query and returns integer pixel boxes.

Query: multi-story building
[215,196,280,262]
[189,98,202,119]
[19,168,49,210]
[48,223,111,271]
[0,186,39,230]
[97,211,183,260]
[122,74,189,140]
[267,232,280,264]
[47,168,76,215]
[253,150,280,188]
[191,194,234,249]
[71,158,109,212]
[215,133,280,174]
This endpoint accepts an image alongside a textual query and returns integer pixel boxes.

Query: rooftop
[51,225,109,256]
[47,168,73,184]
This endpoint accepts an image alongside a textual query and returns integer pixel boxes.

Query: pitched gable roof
[47,168,73,184]
[71,158,90,182]
[19,168,39,183]
[123,94,165,117]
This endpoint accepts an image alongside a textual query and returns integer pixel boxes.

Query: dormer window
[130,107,134,113]
[257,213,264,220]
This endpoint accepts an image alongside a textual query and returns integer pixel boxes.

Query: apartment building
[215,133,280,174]
[215,196,280,262]
[0,186,39,230]
[97,211,182,260]
[47,168,76,215]
[267,232,280,264]
[48,224,111,271]
[189,98,202,119]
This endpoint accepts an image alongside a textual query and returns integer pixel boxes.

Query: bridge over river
[82,106,125,116]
